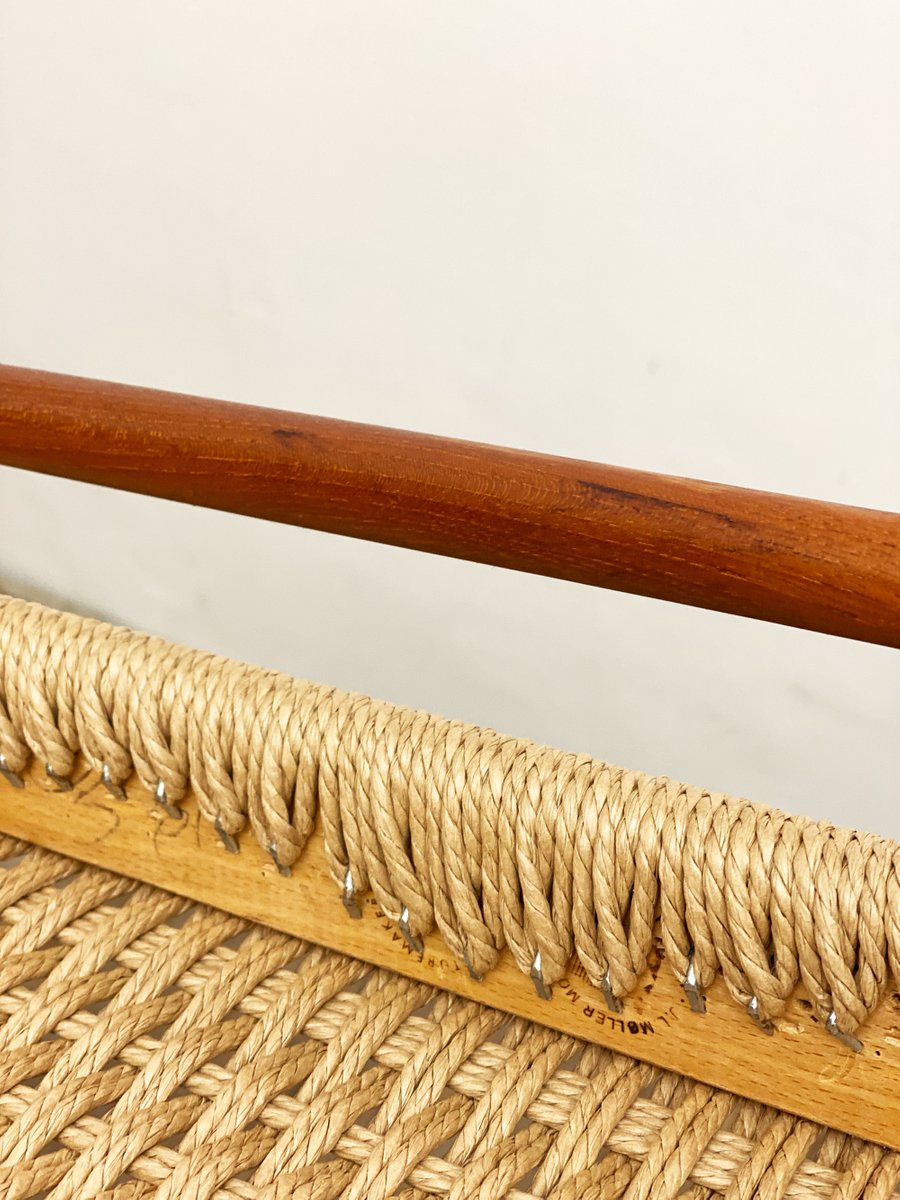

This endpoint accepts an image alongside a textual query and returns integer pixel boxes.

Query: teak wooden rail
[1,363,899,646]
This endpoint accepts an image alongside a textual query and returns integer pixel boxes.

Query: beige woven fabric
[0,595,898,1038]
[1,834,898,1200]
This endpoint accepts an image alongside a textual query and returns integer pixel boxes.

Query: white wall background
[0,3,897,836]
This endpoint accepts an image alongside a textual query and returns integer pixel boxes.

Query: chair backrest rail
[1,364,898,647]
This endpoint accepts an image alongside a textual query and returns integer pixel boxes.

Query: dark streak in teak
[576,478,747,528]
[271,428,311,445]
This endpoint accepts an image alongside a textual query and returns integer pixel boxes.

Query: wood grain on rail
[2,760,900,1150]
[1,364,898,646]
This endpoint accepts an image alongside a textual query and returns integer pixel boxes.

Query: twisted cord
[1,837,900,1198]
[0,594,897,1034]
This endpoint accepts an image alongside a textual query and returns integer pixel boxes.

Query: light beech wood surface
[1,757,898,1150]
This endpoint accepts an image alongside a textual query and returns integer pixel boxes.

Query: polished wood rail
[1,364,898,646]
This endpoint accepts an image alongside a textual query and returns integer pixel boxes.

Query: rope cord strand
[0,594,896,1035]
[1,838,899,1199]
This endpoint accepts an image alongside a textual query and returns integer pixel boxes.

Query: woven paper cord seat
[1,591,900,1183]
[1,835,899,1200]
